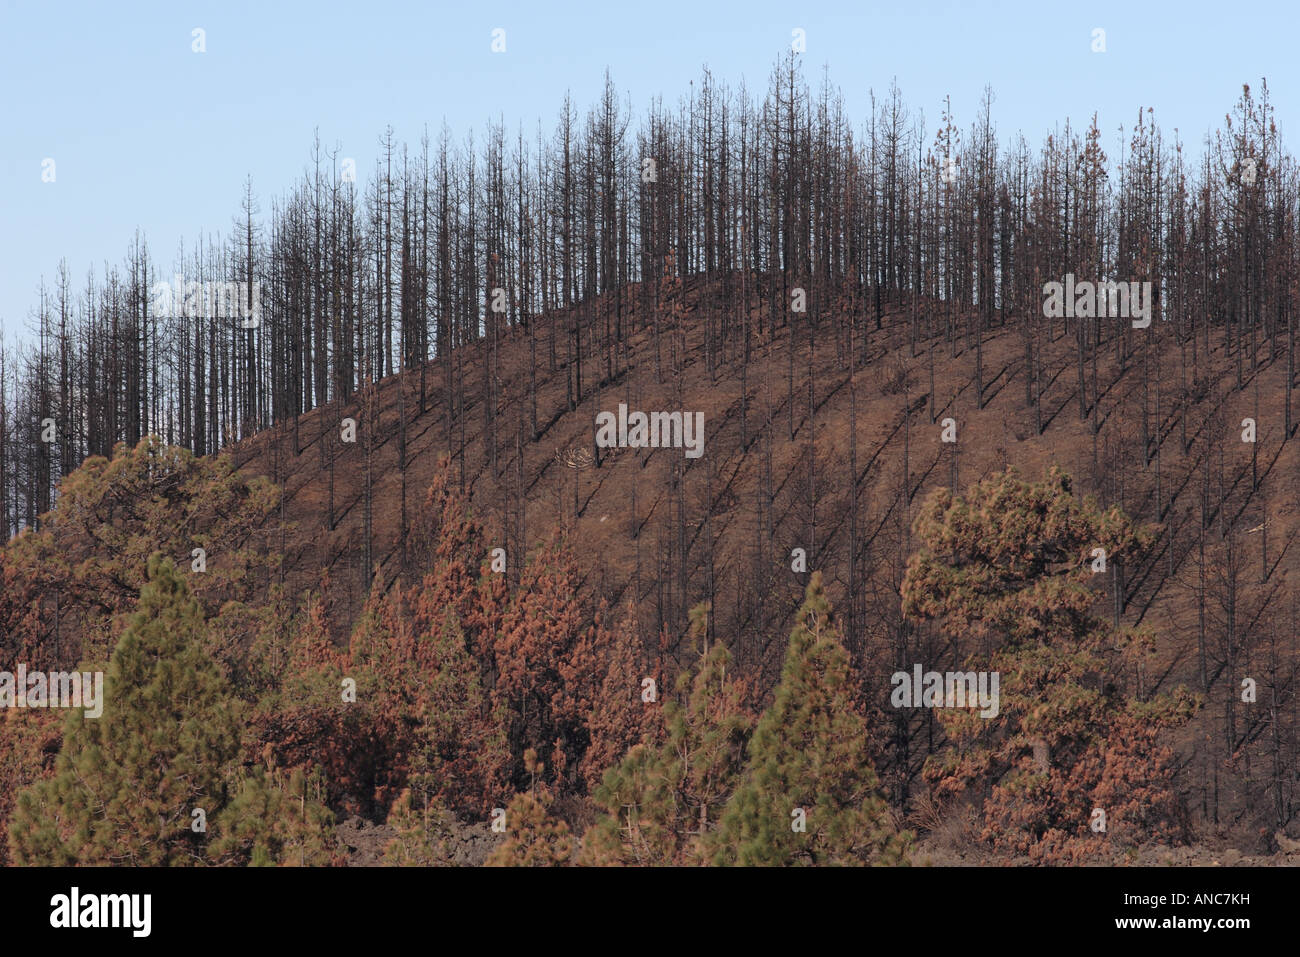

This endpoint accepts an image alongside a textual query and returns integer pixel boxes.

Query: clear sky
[2,0,1296,338]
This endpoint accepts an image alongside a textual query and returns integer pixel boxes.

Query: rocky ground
[912,814,1300,867]
[336,816,502,867]
[336,811,1300,866]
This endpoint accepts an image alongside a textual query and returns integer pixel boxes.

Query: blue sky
[2,0,1296,338]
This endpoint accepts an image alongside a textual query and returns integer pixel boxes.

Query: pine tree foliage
[210,766,339,866]
[715,573,911,866]
[486,749,574,867]
[0,708,60,868]
[901,468,1200,863]
[582,604,752,865]
[405,605,509,816]
[491,530,584,785]
[10,555,243,865]
[573,599,657,792]
[382,787,455,866]
[6,438,278,662]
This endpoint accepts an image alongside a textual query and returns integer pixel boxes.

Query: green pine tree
[485,790,573,866]
[209,766,338,866]
[713,573,911,866]
[382,788,455,866]
[10,555,243,865]
[582,604,752,865]
[486,749,573,866]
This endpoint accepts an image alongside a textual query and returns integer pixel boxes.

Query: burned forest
[3,52,1300,872]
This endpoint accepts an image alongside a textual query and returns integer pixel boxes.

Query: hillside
[221,272,1300,851]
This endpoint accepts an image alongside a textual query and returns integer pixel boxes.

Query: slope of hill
[224,272,1300,850]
